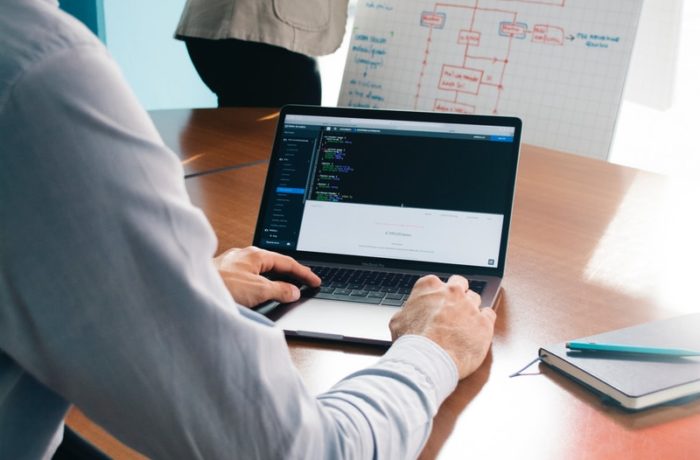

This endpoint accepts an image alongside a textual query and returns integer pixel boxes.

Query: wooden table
[68,109,700,459]
[149,107,279,177]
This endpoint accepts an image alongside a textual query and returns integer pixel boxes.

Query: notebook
[253,105,521,345]
[539,314,700,410]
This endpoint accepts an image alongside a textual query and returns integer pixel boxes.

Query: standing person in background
[175,0,349,107]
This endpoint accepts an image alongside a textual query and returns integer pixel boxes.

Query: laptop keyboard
[307,266,486,307]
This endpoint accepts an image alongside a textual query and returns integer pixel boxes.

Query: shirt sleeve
[0,43,458,459]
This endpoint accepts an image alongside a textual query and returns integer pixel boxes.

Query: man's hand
[213,246,321,308]
[389,275,496,380]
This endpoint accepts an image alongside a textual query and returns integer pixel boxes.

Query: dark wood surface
[68,109,700,459]
[149,107,279,176]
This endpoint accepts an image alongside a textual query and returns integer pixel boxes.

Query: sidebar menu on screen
[258,123,320,249]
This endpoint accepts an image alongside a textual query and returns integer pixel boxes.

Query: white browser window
[297,201,503,267]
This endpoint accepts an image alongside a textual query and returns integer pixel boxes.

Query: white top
[175,0,349,56]
[0,1,458,459]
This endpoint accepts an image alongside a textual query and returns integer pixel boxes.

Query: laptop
[252,105,521,345]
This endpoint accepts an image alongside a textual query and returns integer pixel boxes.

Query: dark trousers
[53,426,110,460]
[184,37,322,107]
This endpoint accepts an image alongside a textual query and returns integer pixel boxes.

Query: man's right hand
[389,275,496,380]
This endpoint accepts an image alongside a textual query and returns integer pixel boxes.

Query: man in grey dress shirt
[0,1,497,458]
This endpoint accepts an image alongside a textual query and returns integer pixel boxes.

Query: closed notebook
[539,314,700,410]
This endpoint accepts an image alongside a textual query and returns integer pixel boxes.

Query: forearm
[314,335,458,459]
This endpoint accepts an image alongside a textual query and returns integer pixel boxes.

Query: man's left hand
[213,246,321,308]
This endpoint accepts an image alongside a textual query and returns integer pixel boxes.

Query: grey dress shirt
[0,1,458,458]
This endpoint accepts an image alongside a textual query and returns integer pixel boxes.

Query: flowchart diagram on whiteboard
[338,0,643,159]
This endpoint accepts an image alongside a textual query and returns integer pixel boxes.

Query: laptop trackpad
[273,298,397,344]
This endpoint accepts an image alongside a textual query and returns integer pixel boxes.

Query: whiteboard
[338,0,643,159]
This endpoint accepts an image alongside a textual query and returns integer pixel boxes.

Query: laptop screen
[254,107,520,273]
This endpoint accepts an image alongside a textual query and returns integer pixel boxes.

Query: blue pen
[566,341,700,357]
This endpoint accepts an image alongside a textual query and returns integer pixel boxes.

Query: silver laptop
[253,105,521,345]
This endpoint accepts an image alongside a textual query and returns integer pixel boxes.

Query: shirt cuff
[380,335,459,407]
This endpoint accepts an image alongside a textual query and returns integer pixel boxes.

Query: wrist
[388,335,459,395]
